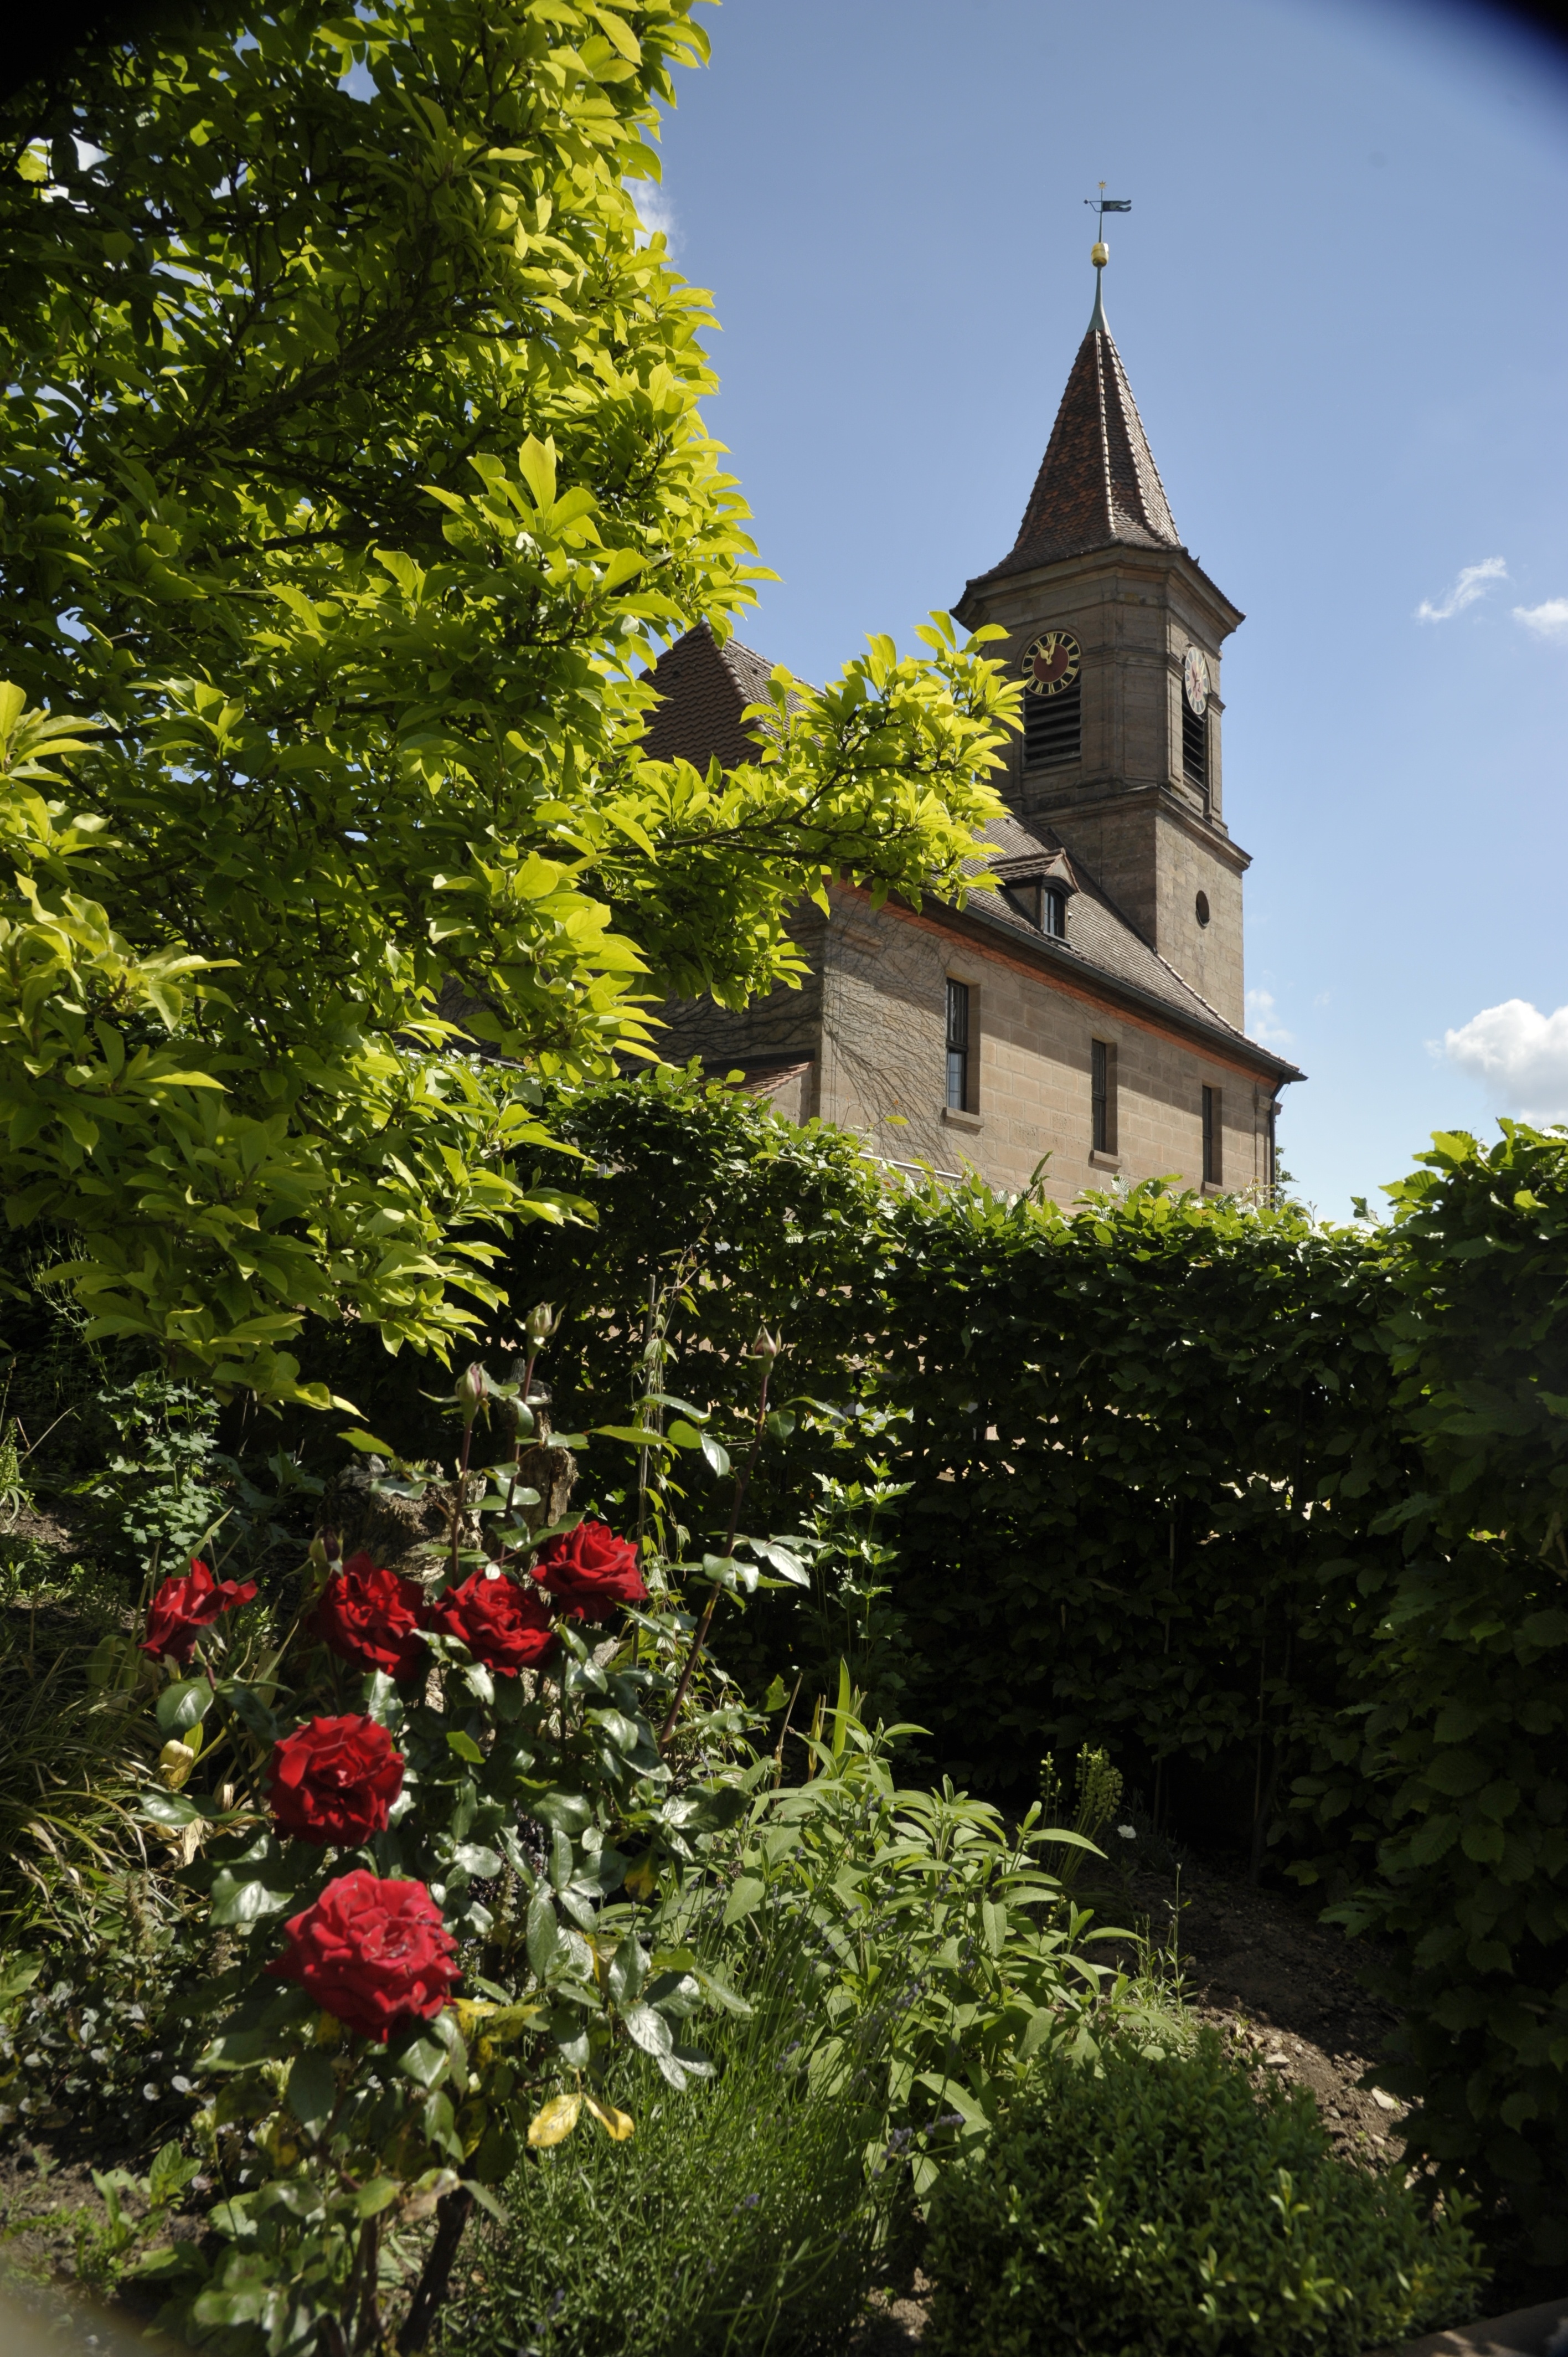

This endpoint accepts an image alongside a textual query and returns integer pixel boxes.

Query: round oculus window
[1195,891,1211,927]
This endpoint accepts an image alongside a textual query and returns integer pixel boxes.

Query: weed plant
[923,2028,1485,2357]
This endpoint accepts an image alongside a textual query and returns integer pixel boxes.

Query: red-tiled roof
[974,326,1180,584]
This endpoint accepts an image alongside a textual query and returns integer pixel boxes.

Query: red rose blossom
[533,1519,647,1623]
[266,1870,458,2042]
[141,1557,257,1667]
[429,1567,559,1675]
[307,1553,429,1681]
[267,1715,405,1847]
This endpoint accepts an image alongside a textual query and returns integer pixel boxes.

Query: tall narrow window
[1091,1039,1116,1153]
[1043,886,1066,938]
[1024,674,1081,769]
[1202,1085,1223,1185]
[946,979,971,1111]
[1182,699,1208,791]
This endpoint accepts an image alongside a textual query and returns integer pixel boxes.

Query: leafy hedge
[469,1071,1568,2257]
[922,2029,1482,2356]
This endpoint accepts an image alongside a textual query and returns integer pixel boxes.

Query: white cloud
[1246,989,1293,1048]
[1416,555,1508,622]
[1442,999,1568,1124]
[630,181,679,254]
[1513,598,1568,642]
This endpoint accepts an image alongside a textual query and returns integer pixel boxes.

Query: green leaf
[621,2001,673,2057]
[337,1429,399,1457]
[286,2050,336,2129]
[394,2034,449,2089]
[142,1789,203,1829]
[157,1676,215,1737]
[722,1875,766,1927]
[446,1730,485,1765]
[0,1954,42,2005]
[208,1867,298,1927]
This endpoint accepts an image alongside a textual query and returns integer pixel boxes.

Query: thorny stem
[658,1347,776,1749]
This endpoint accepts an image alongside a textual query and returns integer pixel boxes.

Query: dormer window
[1004,878,1069,936]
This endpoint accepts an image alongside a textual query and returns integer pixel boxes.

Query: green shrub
[444,2031,890,2357]
[923,2031,1483,2357]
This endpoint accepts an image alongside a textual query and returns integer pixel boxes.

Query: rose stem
[498,1347,543,1568]
[396,2183,473,2353]
[449,1409,477,1590]
[658,1345,776,1749]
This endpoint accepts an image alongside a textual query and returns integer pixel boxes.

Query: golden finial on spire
[1083,184,1130,332]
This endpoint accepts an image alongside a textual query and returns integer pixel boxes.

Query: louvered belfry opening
[1182,699,1208,791]
[1024,676,1081,770]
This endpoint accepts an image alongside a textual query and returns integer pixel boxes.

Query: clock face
[1182,646,1210,716]
[1022,630,1081,698]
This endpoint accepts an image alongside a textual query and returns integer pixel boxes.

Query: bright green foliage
[719,1676,1114,2199]
[922,2031,1483,2357]
[0,0,1014,1404]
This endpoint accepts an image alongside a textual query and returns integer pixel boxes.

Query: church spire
[974,215,1180,584]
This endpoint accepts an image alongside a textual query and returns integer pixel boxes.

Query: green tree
[0,0,1014,1405]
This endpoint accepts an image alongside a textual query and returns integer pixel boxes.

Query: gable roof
[640,621,801,771]
[972,321,1181,586]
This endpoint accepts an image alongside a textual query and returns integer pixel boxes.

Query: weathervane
[1083,183,1129,332]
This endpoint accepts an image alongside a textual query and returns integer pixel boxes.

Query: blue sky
[637,0,1568,1218]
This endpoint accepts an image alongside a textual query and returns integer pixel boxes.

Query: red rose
[267,1715,404,1847]
[429,1567,559,1675]
[308,1553,429,1681]
[141,1557,257,1667]
[266,1870,458,2042]
[533,1519,647,1623]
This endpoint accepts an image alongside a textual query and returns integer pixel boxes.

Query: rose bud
[267,1715,405,1847]
[532,1520,647,1624]
[141,1557,258,1668]
[525,1302,556,1350]
[265,1870,458,2042]
[454,1362,489,1424]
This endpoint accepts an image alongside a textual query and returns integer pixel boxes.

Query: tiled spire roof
[978,316,1180,583]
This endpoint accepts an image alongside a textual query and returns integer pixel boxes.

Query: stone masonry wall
[816,891,1276,1207]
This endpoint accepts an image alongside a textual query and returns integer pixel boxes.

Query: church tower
[954,239,1247,1029]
